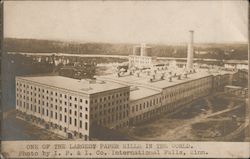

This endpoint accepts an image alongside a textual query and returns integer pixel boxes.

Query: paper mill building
[15,30,236,139]
[16,76,130,140]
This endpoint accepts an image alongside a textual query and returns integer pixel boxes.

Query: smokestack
[178,75,181,80]
[168,77,172,82]
[187,30,194,70]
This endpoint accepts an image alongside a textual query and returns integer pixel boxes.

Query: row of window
[131,98,160,113]
[91,92,129,104]
[16,85,89,104]
[17,100,88,117]
[90,103,129,112]
[17,105,88,130]
[17,98,88,111]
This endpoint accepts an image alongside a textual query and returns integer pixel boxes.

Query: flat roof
[97,69,213,90]
[130,87,160,101]
[17,76,128,95]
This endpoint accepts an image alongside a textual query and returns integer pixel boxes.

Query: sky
[4,0,249,44]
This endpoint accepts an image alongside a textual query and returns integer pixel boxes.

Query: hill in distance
[4,38,248,60]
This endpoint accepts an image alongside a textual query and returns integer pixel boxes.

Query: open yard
[126,93,248,141]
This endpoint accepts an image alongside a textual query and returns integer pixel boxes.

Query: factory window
[55,113,57,119]
[69,103,72,106]
[50,111,53,118]
[69,117,72,124]
[64,115,67,123]
[55,99,57,102]
[85,108,88,111]
[46,90,48,94]
[55,92,57,96]
[85,122,88,130]
[60,94,62,97]
[80,106,82,110]
[69,109,72,114]
[132,106,134,112]
[100,98,102,102]
[80,99,82,103]
[75,104,77,108]
[80,113,82,117]
[64,108,67,113]
[136,105,138,111]
[75,97,77,101]
[42,108,44,115]
[46,109,48,116]
[75,111,77,116]
[38,107,40,113]
[65,95,68,99]
[50,91,53,95]
[75,119,77,126]
[64,102,67,105]
[80,121,82,128]
[69,96,72,100]
[85,100,88,104]
[85,114,88,120]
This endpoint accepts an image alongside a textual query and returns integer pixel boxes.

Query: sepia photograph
[1,0,249,158]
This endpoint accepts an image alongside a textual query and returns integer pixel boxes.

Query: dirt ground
[126,92,248,141]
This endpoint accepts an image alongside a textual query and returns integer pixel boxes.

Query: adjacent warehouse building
[96,68,215,125]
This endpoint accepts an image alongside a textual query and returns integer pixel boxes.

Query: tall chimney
[187,30,194,70]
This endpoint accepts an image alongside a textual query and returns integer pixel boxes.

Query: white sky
[4,0,249,44]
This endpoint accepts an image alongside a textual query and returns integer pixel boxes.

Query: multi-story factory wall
[16,78,90,140]
[16,76,130,140]
[129,93,161,125]
[129,75,213,125]
[212,73,233,91]
[129,55,153,68]
[161,75,213,106]
[89,87,130,129]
